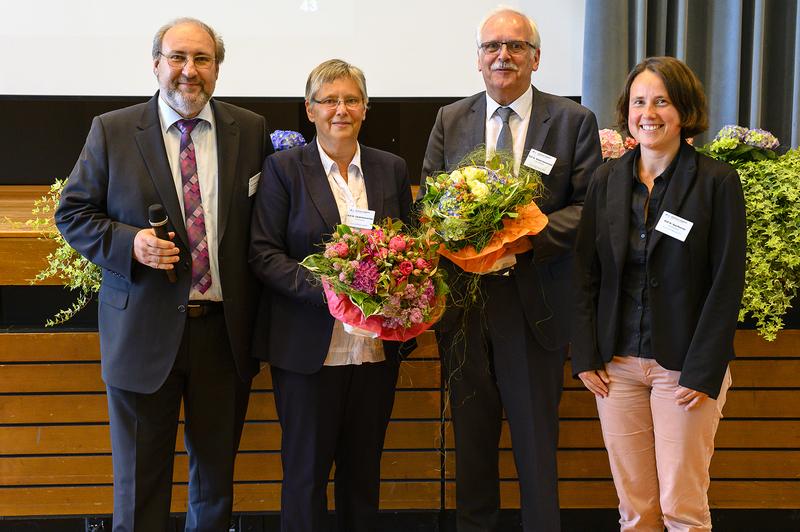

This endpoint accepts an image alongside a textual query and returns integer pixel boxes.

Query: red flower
[398,261,413,276]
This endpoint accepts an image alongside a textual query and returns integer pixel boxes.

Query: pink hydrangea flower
[599,128,625,159]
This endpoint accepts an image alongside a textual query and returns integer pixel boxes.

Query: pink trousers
[595,356,732,532]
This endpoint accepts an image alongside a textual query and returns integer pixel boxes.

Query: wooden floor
[1,185,799,518]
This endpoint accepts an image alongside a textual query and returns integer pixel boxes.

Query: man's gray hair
[305,59,369,106]
[476,6,541,51]
[152,17,226,64]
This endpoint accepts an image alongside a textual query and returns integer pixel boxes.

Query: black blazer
[55,94,270,393]
[571,141,746,398]
[420,87,602,349]
[249,141,413,374]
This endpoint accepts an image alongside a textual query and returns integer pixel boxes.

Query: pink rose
[415,258,429,270]
[389,236,407,252]
[332,241,349,258]
[398,261,413,276]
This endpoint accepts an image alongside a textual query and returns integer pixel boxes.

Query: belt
[187,301,223,318]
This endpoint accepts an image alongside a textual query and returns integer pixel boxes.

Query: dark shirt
[614,153,678,358]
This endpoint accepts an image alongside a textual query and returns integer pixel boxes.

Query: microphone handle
[151,220,178,283]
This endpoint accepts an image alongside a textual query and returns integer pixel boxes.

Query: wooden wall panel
[1,187,798,517]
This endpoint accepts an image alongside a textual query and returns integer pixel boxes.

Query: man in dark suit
[55,17,271,532]
[420,8,602,531]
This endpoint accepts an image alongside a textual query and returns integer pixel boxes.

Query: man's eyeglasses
[311,97,364,110]
[478,40,535,55]
[158,52,216,70]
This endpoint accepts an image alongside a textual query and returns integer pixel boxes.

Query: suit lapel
[360,145,385,220]
[524,86,552,158]
[302,141,341,229]
[134,95,189,249]
[213,101,240,242]
[607,151,635,271]
[647,141,697,257]
[456,96,486,167]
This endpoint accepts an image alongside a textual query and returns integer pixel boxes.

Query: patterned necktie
[175,118,212,294]
[495,106,514,154]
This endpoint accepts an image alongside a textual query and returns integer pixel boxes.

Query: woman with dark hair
[249,59,413,532]
[572,56,746,531]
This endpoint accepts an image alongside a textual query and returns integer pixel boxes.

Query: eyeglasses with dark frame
[311,97,364,110]
[478,40,535,55]
[158,52,216,70]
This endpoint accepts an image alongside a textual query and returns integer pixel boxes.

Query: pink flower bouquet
[300,220,448,341]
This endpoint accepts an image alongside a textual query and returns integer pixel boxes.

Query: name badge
[523,149,556,175]
[346,207,375,230]
[655,211,693,242]
[248,172,261,197]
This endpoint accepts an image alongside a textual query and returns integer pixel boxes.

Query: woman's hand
[578,369,610,398]
[674,386,709,411]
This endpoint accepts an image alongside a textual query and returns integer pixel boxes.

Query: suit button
[183,261,190,270]
[178,305,186,313]
[649,278,659,288]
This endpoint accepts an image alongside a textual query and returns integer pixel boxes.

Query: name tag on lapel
[346,207,375,229]
[248,172,261,197]
[523,149,556,175]
[655,211,693,242]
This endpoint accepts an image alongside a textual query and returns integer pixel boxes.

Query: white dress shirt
[485,85,533,175]
[157,96,222,302]
[483,86,534,273]
[317,139,386,366]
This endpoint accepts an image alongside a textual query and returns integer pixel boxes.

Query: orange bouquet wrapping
[419,149,548,273]
[438,202,548,273]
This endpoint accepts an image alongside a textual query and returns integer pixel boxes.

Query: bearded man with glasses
[56,17,272,531]
[418,7,602,531]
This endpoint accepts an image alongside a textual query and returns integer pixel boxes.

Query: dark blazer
[421,87,602,349]
[571,141,746,398]
[55,94,270,393]
[249,141,413,374]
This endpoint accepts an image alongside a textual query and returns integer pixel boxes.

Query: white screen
[2,0,585,97]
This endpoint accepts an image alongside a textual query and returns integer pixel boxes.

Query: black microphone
[148,204,177,283]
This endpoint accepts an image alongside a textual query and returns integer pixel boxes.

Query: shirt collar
[316,138,362,177]
[486,85,533,122]
[157,94,215,133]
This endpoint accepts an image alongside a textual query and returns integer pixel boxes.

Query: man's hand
[133,228,180,270]
[578,369,610,398]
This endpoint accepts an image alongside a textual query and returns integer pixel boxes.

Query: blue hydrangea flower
[715,125,748,142]
[743,128,779,150]
[271,130,307,151]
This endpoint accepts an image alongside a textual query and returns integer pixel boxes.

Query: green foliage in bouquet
[27,178,101,326]
[419,147,544,252]
[700,126,800,340]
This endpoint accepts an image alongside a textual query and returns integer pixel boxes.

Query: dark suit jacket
[55,94,270,393]
[421,87,602,349]
[571,141,746,398]
[249,141,413,374]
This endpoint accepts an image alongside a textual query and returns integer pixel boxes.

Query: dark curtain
[582,0,800,147]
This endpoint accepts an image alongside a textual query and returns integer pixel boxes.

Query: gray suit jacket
[421,87,602,349]
[55,94,270,393]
